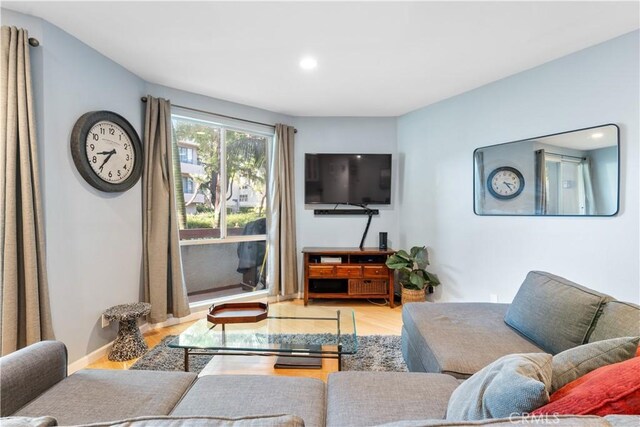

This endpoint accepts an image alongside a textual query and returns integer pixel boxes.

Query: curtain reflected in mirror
[474,124,619,216]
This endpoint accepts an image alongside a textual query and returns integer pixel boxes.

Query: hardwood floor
[86,299,403,381]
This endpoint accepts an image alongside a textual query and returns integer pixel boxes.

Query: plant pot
[401,287,426,305]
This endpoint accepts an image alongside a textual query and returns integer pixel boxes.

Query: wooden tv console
[302,247,396,308]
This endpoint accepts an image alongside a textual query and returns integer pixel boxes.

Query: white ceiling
[4,1,639,117]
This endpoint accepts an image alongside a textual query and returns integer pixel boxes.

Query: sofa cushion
[326,372,459,427]
[604,416,640,427]
[14,369,196,425]
[171,375,325,427]
[533,357,640,416]
[551,336,639,393]
[402,303,543,378]
[0,416,58,427]
[504,271,611,354]
[0,341,67,417]
[75,414,304,426]
[446,353,552,421]
[374,415,615,426]
[588,301,640,343]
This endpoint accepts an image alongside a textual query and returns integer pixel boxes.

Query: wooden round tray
[207,302,268,324]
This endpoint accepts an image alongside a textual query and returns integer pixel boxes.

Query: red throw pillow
[532,357,640,416]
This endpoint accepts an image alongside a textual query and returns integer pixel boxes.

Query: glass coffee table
[169,305,357,371]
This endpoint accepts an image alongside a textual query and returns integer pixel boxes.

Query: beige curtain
[1,26,54,355]
[267,124,298,297]
[142,96,190,323]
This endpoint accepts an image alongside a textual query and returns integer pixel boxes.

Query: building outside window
[182,176,194,194]
[179,146,195,164]
[171,113,271,306]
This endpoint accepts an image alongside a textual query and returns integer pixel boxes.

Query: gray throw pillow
[446,353,552,421]
[551,336,639,393]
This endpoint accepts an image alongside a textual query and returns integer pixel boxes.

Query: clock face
[71,111,142,192]
[85,121,135,184]
[487,167,524,199]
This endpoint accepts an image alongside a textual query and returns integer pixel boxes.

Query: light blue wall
[2,10,147,362]
[4,8,638,363]
[146,83,292,128]
[292,117,399,256]
[398,30,639,303]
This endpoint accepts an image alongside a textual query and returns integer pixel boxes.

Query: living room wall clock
[487,166,524,200]
[70,111,142,192]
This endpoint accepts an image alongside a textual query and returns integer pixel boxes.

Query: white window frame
[171,109,273,248]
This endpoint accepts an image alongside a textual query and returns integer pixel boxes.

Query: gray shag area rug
[130,334,407,374]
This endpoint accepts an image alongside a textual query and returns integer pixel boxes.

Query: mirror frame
[473,123,620,217]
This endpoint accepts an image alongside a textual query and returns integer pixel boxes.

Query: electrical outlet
[101,315,109,328]
[490,294,498,303]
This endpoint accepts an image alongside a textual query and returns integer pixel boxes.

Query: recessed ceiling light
[299,56,318,70]
[591,132,603,139]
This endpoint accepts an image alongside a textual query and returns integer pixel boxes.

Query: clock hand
[96,150,116,155]
[98,150,117,172]
[503,181,513,190]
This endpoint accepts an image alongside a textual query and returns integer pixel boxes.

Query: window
[172,113,271,305]
[182,176,194,194]
[179,146,194,164]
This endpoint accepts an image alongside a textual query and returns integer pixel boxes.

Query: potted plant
[386,246,441,305]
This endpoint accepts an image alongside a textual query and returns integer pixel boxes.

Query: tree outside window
[172,116,268,238]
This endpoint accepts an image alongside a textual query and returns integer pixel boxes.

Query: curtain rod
[545,151,586,161]
[141,96,296,133]
[28,38,40,47]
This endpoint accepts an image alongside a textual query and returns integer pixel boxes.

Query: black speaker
[378,232,388,250]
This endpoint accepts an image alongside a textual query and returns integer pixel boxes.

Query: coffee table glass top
[169,305,357,355]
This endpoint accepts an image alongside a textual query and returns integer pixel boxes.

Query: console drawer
[363,265,388,278]
[335,265,362,277]
[308,265,336,277]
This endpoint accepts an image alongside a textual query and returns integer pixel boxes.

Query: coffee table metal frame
[169,309,355,372]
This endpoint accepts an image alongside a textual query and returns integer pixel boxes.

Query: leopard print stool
[103,302,151,361]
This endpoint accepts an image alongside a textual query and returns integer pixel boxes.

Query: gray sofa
[2,271,639,427]
[401,271,640,378]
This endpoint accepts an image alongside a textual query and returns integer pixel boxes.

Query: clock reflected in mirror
[71,111,142,193]
[487,166,524,200]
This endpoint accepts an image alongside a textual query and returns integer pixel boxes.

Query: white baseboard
[68,341,113,374]
[68,294,282,372]
[67,306,210,373]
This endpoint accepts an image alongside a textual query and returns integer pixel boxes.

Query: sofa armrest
[1,340,68,416]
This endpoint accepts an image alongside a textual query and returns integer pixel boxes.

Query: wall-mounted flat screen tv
[305,153,392,205]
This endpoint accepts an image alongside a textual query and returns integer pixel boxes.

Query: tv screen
[305,153,392,205]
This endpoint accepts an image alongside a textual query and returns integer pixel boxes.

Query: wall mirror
[474,124,619,216]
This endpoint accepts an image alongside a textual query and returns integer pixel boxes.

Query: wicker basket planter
[401,288,426,305]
